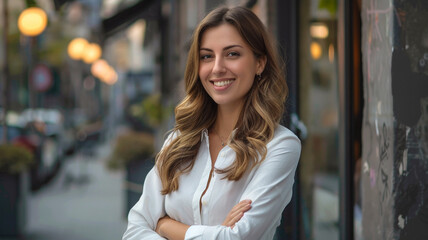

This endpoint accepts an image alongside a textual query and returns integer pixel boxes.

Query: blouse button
[202,200,208,206]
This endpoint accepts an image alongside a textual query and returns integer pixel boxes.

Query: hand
[222,199,252,229]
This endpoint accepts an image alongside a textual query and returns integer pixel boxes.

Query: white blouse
[123,125,301,240]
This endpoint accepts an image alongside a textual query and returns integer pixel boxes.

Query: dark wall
[361,0,428,239]
[392,1,428,239]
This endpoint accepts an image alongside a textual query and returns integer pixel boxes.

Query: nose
[212,57,226,75]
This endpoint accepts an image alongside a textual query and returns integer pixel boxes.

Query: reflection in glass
[299,0,339,239]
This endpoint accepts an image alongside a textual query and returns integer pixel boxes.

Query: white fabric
[123,125,301,240]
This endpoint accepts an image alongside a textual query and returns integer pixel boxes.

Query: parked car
[14,109,67,191]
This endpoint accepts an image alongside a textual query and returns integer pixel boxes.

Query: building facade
[103,0,428,239]
[161,0,428,240]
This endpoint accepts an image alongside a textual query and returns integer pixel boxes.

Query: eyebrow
[199,45,243,52]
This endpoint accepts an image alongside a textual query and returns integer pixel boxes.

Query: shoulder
[268,125,301,149]
[265,125,301,163]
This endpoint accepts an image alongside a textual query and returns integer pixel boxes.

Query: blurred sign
[31,64,53,92]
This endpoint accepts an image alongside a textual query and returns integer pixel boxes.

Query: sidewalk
[4,139,128,240]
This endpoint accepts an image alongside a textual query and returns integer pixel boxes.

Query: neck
[213,101,243,137]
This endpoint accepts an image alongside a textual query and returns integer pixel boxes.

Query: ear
[256,55,267,74]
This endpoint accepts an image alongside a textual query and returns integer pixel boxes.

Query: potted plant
[0,144,34,237]
[106,130,155,217]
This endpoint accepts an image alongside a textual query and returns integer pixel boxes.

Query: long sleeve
[122,167,167,239]
[123,131,179,239]
[184,131,301,240]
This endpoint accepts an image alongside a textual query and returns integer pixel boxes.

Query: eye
[227,51,240,57]
[199,51,213,60]
[200,54,212,60]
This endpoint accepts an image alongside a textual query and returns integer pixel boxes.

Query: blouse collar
[201,129,209,142]
[200,128,238,145]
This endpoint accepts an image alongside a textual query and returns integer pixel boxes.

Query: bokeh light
[18,7,48,36]
[67,38,89,60]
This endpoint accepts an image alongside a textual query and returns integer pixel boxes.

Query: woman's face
[198,23,265,109]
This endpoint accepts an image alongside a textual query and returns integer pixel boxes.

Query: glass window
[298,0,340,239]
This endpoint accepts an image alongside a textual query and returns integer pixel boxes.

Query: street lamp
[82,43,102,64]
[104,66,118,85]
[67,38,89,60]
[17,7,48,110]
[90,59,109,78]
[17,7,48,37]
[68,38,102,63]
[68,38,104,120]
[91,59,117,85]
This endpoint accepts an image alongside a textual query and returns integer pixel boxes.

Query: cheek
[200,78,209,91]
[230,59,257,76]
[198,63,210,80]
[198,67,210,90]
[244,79,255,93]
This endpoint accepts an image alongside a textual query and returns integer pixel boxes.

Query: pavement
[1,139,128,240]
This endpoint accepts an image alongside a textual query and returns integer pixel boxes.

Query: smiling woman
[123,6,301,240]
[198,24,265,110]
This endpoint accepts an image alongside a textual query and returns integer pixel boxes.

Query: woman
[123,6,301,240]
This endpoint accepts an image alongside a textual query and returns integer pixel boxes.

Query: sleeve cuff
[184,225,207,239]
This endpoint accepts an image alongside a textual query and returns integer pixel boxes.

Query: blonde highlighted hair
[156,6,288,195]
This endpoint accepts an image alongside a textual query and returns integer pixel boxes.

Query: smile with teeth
[212,79,234,87]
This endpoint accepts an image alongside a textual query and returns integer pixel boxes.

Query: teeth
[213,80,234,87]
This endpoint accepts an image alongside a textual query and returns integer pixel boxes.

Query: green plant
[107,131,155,170]
[130,94,173,128]
[0,144,34,174]
[319,0,337,16]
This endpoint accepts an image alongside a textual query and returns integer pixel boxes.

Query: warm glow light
[91,59,109,78]
[91,59,118,85]
[310,23,329,39]
[310,42,322,60]
[68,38,89,60]
[82,43,102,64]
[104,67,118,85]
[18,7,48,36]
[328,44,335,62]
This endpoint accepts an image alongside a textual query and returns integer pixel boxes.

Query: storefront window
[298,0,340,239]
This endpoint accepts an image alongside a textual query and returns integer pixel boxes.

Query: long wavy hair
[156,6,288,195]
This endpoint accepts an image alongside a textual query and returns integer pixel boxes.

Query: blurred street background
[20,140,127,240]
[1,0,428,240]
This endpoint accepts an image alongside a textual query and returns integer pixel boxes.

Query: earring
[256,73,262,80]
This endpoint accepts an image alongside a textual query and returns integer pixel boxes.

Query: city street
[1,0,427,239]
[1,139,128,240]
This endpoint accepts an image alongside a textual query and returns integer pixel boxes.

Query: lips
[210,78,235,90]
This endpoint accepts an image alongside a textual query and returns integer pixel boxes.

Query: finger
[236,199,252,207]
[226,207,249,224]
[223,213,241,227]
[224,209,244,226]
[231,202,252,216]
[231,200,252,212]
[226,204,251,226]
[228,212,244,225]
[229,201,252,218]
[223,200,252,227]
